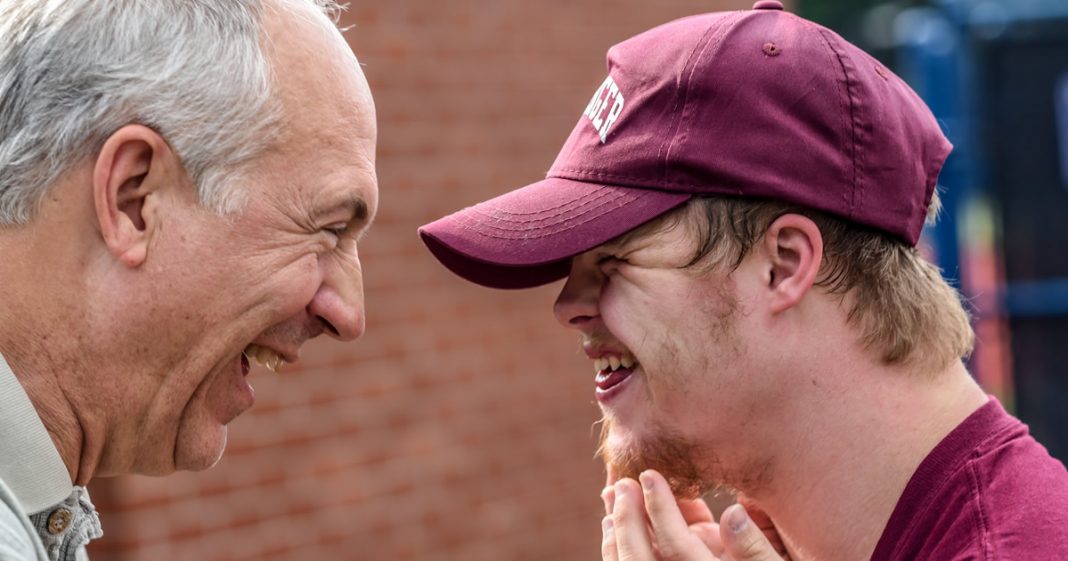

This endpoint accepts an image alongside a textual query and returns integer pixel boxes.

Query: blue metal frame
[895,6,973,286]
[896,0,1068,319]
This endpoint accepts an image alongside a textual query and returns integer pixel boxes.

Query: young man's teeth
[593,355,638,373]
[244,343,283,373]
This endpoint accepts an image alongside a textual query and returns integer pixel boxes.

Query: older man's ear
[92,124,180,268]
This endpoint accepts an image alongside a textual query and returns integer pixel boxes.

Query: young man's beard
[598,416,718,499]
[597,414,775,500]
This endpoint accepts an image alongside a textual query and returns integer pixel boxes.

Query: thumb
[719,504,785,561]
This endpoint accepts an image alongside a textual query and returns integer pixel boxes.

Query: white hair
[0,0,344,225]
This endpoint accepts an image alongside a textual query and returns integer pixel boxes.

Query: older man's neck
[0,231,103,487]
[745,359,988,561]
[0,331,103,487]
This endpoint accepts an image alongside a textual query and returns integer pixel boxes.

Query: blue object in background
[1056,72,1068,192]
[894,0,1068,461]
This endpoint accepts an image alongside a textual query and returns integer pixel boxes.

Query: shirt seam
[965,455,993,561]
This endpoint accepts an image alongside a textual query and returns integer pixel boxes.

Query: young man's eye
[596,254,628,270]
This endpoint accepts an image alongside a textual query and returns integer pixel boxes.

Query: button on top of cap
[752,0,784,10]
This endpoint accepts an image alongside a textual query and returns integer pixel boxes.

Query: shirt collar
[0,353,73,513]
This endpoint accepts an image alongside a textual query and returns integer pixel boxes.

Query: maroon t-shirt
[871,398,1068,560]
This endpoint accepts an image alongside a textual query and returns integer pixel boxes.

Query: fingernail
[639,471,654,491]
[615,481,628,498]
[727,505,750,534]
[602,516,614,535]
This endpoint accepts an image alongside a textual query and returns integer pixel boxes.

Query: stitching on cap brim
[456,186,655,240]
[419,180,690,289]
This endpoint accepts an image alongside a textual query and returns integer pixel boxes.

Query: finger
[639,470,715,561]
[735,496,772,528]
[678,497,715,525]
[719,504,784,561]
[602,486,617,515]
[736,496,778,535]
[734,496,787,557]
[689,521,725,557]
[677,497,721,554]
[613,479,657,560]
[607,463,620,486]
[602,516,620,561]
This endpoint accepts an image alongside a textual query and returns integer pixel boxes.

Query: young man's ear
[92,124,178,268]
[761,213,824,314]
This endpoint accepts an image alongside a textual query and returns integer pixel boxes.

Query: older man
[420,2,1068,560]
[0,1,376,559]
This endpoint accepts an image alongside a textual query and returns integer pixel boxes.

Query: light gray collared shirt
[0,354,101,561]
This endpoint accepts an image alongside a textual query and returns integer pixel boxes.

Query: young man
[0,1,376,559]
[419,2,1068,560]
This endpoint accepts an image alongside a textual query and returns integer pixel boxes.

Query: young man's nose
[553,256,604,330]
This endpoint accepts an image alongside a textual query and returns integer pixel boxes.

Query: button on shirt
[0,354,103,561]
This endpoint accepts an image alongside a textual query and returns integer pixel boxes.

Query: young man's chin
[600,423,712,498]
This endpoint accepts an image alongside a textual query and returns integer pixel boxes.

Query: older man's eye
[323,224,349,238]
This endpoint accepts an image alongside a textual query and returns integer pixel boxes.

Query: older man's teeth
[620,356,634,369]
[244,344,283,373]
[594,358,609,374]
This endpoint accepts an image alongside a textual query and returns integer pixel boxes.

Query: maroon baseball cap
[419,0,952,289]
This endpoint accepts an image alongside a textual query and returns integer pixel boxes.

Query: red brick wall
[87,1,756,559]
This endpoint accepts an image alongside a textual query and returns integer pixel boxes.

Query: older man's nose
[308,280,365,341]
[306,250,367,341]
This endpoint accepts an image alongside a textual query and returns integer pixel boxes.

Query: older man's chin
[162,356,256,472]
[125,424,228,477]
[172,423,229,473]
[165,398,238,473]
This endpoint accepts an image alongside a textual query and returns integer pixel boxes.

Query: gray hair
[0,0,344,225]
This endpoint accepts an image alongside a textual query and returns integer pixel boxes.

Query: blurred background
[86,0,1068,559]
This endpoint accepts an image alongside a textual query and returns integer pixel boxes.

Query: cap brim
[419,177,691,289]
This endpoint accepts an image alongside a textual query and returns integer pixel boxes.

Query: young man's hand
[600,470,790,561]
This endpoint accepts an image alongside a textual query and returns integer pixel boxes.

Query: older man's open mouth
[243,343,288,373]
